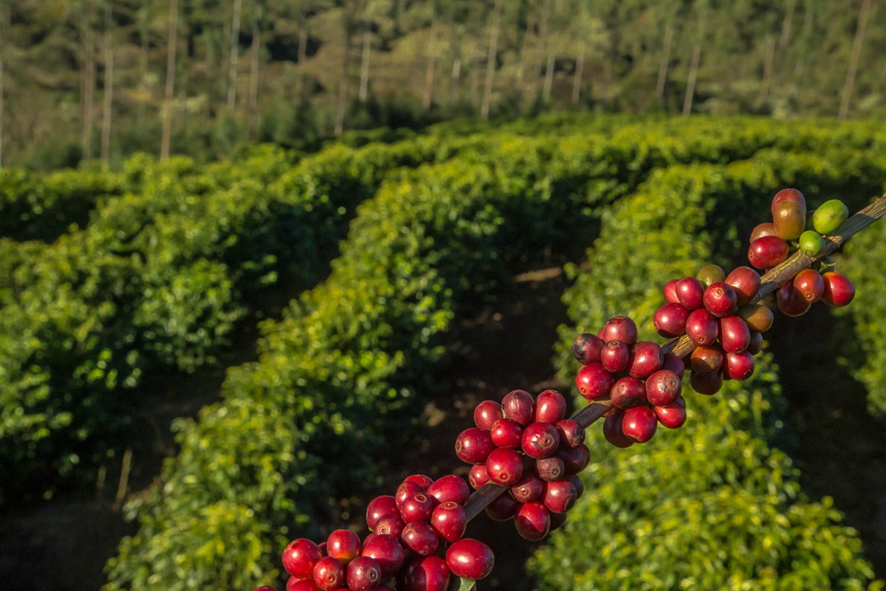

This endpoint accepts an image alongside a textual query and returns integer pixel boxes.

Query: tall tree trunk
[656,24,674,102]
[682,42,702,116]
[334,18,352,136]
[101,0,114,164]
[543,54,555,102]
[227,0,242,110]
[296,0,309,100]
[423,18,438,112]
[0,2,7,168]
[525,0,550,110]
[82,0,97,159]
[480,0,502,120]
[839,0,873,120]
[248,2,262,138]
[358,19,371,102]
[572,50,584,105]
[160,0,178,162]
[470,65,479,105]
[450,58,461,106]
[759,35,775,105]
[779,0,797,50]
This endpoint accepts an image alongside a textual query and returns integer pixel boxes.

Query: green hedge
[531,149,886,590]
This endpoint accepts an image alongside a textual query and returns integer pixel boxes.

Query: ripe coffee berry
[455,427,495,464]
[610,376,647,409]
[725,266,761,306]
[568,474,585,499]
[661,352,686,379]
[404,474,434,489]
[347,556,382,591]
[822,272,855,307]
[468,464,489,489]
[288,581,321,591]
[602,408,634,448]
[400,492,435,524]
[793,268,824,303]
[686,308,719,346]
[403,555,450,591]
[401,522,439,556]
[521,422,561,458]
[555,419,585,448]
[514,501,551,541]
[536,456,565,481]
[600,316,638,345]
[375,513,406,538]
[313,557,345,591]
[750,221,778,242]
[543,478,578,513]
[535,389,567,423]
[282,538,323,579]
[690,368,723,395]
[654,396,687,429]
[725,351,755,381]
[326,529,361,565]
[601,339,631,373]
[654,303,690,337]
[777,282,811,317]
[511,473,545,503]
[629,341,663,378]
[645,369,682,406]
[663,279,680,304]
[575,362,615,401]
[703,282,738,317]
[676,277,705,310]
[748,236,790,269]
[571,333,605,364]
[501,390,535,426]
[622,406,658,443]
[558,444,590,474]
[446,539,495,581]
[719,315,751,353]
[490,418,524,449]
[485,447,524,485]
[426,475,470,505]
[473,400,503,431]
[361,534,404,579]
[485,490,520,521]
[396,480,425,510]
[430,501,467,543]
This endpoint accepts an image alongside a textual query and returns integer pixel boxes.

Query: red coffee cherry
[793,268,825,303]
[536,456,565,481]
[777,282,811,317]
[404,474,434,489]
[748,236,790,269]
[402,555,450,591]
[485,490,520,521]
[725,266,761,306]
[282,538,324,579]
[601,339,631,373]
[654,396,687,429]
[629,341,663,378]
[654,303,690,338]
[555,419,585,448]
[575,362,615,401]
[571,333,606,365]
[501,390,535,426]
[686,308,719,346]
[661,352,686,379]
[610,376,647,409]
[347,556,382,591]
[468,464,490,489]
[485,447,524,486]
[473,400,503,431]
[426,475,470,505]
[396,480,426,510]
[821,272,855,307]
[511,473,545,503]
[375,513,406,539]
[446,539,495,581]
[430,501,467,543]
[600,316,638,345]
[535,389,567,424]
[663,279,680,304]
[455,428,495,464]
[719,315,751,353]
[361,534,404,579]
[543,478,578,513]
[401,522,439,556]
[326,529,361,566]
[725,351,755,381]
[675,277,705,310]
[622,406,658,443]
[514,501,551,541]
[521,422,561,459]
[690,369,724,395]
[490,418,524,449]
[558,444,590,474]
[602,408,634,448]
[703,282,738,317]
[400,492,435,524]
[645,369,682,406]
[313,557,345,591]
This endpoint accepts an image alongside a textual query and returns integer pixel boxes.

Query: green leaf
[457,576,477,591]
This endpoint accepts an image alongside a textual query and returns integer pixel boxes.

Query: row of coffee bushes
[531,149,886,589]
[101,121,886,591]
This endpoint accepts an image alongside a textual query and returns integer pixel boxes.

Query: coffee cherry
[725,351,755,380]
[375,514,406,539]
[575,362,616,401]
[799,230,825,256]
[397,480,426,510]
[661,352,686,379]
[600,316,638,345]
[543,479,578,513]
[654,396,687,429]
[568,474,584,499]
[571,333,605,365]
[485,490,520,521]
[455,428,495,464]
[490,418,523,449]
[347,556,382,591]
[511,473,545,503]
[404,474,434,489]
[686,308,719,346]
[403,555,450,591]
[549,511,568,532]
[430,501,467,542]
[747,331,764,355]
[558,444,590,474]
[749,236,790,269]
[285,577,300,591]
[555,419,586,448]
[610,376,647,409]
[793,268,824,302]
[501,390,535,426]
[313,557,345,591]
[283,539,324,579]
[536,456,566,481]
[777,282,811,317]
[426,475,470,505]
[521,422,561,458]
[703,282,738,317]
[601,340,631,373]
[771,188,806,216]
[401,522,439,556]
[447,539,495,581]
[622,406,657,443]
[663,279,680,304]
[602,408,634,448]
[629,341,664,378]
[514,502,551,541]
[288,581,321,591]
[361,534,404,579]
[690,345,724,374]
[676,277,705,310]
[400,492,435,524]
[654,303,690,337]
[773,201,806,240]
[719,315,751,353]
[486,448,524,485]
[468,464,489,489]
[690,369,723,395]
[645,369,682,406]
[821,272,855,307]
[253,587,278,591]
[750,221,778,242]
[535,389,567,424]
[473,400,503,431]
[327,530,361,566]
[725,266,761,306]
[812,199,849,234]
[366,496,399,531]
[737,303,774,332]
[696,264,726,287]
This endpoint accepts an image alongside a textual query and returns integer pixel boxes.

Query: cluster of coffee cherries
[257,473,494,591]
[572,317,686,446]
[457,389,589,540]
[748,188,856,315]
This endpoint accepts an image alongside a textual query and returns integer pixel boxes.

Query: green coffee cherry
[696,264,725,287]
[799,230,825,257]
[812,199,849,234]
